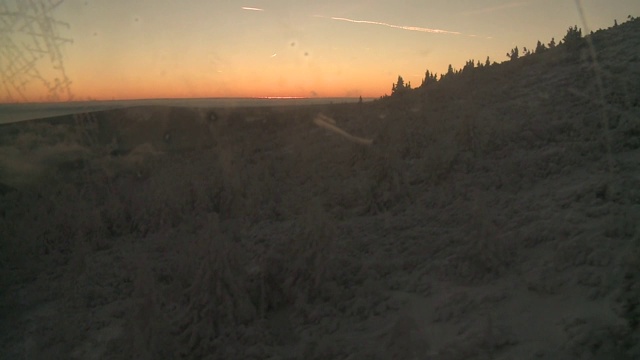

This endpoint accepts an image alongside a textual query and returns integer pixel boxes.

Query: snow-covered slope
[1,18,639,360]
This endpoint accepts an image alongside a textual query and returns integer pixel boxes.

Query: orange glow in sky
[2,0,640,102]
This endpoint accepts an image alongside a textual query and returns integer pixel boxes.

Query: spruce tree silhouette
[392,75,408,95]
[562,25,584,51]
[421,70,438,87]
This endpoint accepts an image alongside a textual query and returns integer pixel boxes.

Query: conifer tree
[396,75,405,89]
[392,75,408,95]
[421,70,437,87]
[462,59,475,73]
[562,25,584,51]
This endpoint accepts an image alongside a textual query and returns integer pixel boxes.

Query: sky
[3,0,640,101]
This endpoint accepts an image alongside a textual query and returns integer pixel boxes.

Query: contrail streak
[241,7,264,11]
[315,15,462,36]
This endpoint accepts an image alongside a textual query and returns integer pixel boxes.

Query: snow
[1,18,640,360]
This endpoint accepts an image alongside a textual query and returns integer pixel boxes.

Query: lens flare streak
[313,113,373,146]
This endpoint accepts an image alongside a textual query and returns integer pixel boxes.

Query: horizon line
[0,96,378,105]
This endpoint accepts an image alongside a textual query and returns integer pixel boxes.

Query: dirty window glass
[1,1,640,359]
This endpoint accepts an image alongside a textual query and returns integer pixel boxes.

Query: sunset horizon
[0,95,375,105]
[2,4,640,357]
[2,1,639,103]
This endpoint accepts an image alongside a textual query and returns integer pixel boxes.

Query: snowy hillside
[1,18,639,360]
